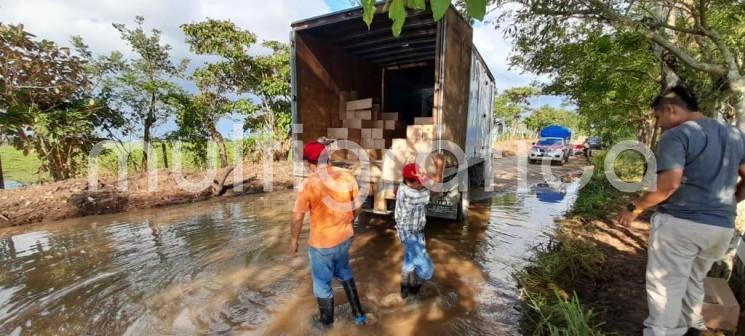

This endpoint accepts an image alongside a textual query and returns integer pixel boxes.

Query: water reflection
[0,181,579,335]
[534,182,567,203]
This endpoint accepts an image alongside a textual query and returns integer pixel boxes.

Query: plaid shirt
[394,184,430,239]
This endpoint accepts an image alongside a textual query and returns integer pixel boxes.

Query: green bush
[571,150,645,221]
[525,290,606,336]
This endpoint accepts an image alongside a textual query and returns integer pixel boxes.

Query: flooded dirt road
[0,158,586,335]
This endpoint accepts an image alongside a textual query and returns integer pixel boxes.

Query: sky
[0,0,566,139]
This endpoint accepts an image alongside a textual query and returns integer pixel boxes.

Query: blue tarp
[539,125,572,139]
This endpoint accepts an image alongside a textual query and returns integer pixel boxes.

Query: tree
[491,0,745,131]
[180,20,291,163]
[360,0,487,36]
[244,41,292,144]
[510,26,664,144]
[524,105,579,132]
[493,86,539,122]
[109,16,187,169]
[0,24,121,181]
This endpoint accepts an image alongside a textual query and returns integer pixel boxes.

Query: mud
[0,156,588,335]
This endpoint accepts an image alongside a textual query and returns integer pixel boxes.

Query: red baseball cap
[402,163,429,184]
[303,141,326,162]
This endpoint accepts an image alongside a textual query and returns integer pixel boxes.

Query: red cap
[303,141,326,162]
[402,163,428,184]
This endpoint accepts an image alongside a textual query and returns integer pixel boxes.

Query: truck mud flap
[426,187,461,220]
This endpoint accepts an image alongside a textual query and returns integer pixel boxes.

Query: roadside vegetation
[515,150,646,335]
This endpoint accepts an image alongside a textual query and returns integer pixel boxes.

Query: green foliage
[524,106,578,133]
[515,230,606,335]
[0,145,47,184]
[494,0,745,134]
[108,16,187,168]
[362,0,487,36]
[524,290,606,336]
[493,86,539,122]
[570,151,644,221]
[179,20,290,163]
[0,24,122,180]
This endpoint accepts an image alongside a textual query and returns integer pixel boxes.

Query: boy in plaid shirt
[394,163,434,298]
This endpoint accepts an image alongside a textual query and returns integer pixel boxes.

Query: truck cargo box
[291,4,496,219]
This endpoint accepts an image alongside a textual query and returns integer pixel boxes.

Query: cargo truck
[291,5,495,220]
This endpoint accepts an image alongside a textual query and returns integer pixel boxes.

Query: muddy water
[0,181,578,336]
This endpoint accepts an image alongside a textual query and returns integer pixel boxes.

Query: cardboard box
[374,120,385,128]
[382,139,415,182]
[384,120,405,130]
[361,128,372,139]
[406,125,436,142]
[346,98,373,111]
[702,277,740,331]
[355,110,372,120]
[361,138,375,149]
[370,128,383,139]
[345,111,357,120]
[382,112,399,120]
[374,139,387,149]
[414,117,434,125]
[327,128,362,141]
[343,119,376,129]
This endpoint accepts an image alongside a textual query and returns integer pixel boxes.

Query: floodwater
[0,181,578,336]
[2,181,25,190]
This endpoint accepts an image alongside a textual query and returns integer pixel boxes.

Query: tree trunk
[161,142,169,169]
[142,92,157,169]
[0,152,4,189]
[209,123,229,168]
[733,78,745,133]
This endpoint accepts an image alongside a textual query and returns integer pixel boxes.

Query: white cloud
[0,0,330,60]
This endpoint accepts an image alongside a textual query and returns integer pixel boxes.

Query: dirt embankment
[0,160,295,227]
[559,210,740,335]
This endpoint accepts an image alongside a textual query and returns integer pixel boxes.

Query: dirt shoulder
[0,160,295,227]
[558,203,737,335]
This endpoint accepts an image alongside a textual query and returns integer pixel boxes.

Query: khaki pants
[644,212,735,336]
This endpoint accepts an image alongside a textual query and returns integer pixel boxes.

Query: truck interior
[292,8,440,144]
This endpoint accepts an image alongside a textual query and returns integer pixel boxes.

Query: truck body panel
[291,6,496,219]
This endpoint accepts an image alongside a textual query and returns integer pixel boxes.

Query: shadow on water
[0,181,578,335]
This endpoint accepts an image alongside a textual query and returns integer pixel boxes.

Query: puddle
[0,181,578,335]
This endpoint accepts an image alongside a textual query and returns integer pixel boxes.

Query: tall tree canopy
[0,24,122,180]
[108,16,187,169]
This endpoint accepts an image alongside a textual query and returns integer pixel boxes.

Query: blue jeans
[308,239,354,299]
[400,232,433,281]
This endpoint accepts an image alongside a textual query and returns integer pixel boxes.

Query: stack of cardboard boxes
[326,98,405,161]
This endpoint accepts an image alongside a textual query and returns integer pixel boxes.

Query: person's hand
[616,208,638,226]
[289,238,299,255]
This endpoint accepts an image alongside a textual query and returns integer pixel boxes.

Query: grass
[1,140,267,186]
[1,145,48,184]
[514,230,606,335]
[570,150,645,221]
[514,147,648,335]
[525,290,606,336]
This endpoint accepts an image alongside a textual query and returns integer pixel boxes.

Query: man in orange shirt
[290,141,367,326]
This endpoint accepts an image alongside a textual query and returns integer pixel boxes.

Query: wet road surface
[0,165,581,335]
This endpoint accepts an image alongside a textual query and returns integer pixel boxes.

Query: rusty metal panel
[439,8,473,150]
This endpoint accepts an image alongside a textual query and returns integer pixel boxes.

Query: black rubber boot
[341,279,367,325]
[400,282,410,299]
[316,297,334,326]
